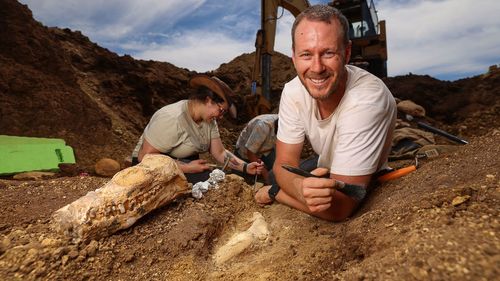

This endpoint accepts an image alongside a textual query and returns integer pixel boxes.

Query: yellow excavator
[246,0,387,117]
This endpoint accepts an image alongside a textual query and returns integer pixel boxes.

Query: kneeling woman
[132,74,263,183]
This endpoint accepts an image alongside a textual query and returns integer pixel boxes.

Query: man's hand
[301,177,337,213]
[310,167,329,177]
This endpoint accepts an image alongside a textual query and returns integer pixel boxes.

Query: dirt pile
[1,0,193,169]
[384,70,500,137]
[0,0,499,280]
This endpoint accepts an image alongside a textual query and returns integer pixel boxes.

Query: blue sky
[19,0,500,81]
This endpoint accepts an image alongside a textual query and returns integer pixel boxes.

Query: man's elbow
[313,200,358,222]
[316,209,353,222]
[330,208,355,222]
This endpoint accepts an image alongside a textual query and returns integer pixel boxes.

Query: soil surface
[1,0,499,280]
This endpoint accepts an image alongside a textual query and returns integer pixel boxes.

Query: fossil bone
[51,154,189,243]
[214,212,270,264]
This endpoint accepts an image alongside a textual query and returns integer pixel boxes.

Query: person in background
[132,74,263,183]
[254,5,396,221]
[235,114,278,184]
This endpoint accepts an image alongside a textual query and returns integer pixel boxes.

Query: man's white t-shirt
[278,65,397,176]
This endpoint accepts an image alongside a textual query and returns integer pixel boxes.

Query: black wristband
[268,183,280,201]
[243,163,248,174]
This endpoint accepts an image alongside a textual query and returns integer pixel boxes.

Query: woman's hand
[246,161,264,175]
[181,159,210,173]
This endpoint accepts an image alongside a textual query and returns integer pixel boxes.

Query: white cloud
[274,13,296,56]
[132,31,254,72]
[20,0,205,40]
[377,0,500,78]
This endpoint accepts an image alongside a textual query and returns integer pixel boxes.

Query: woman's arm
[138,138,161,162]
[139,138,208,173]
[209,138,263,175]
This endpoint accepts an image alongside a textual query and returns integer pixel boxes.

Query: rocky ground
[0,0,499,280]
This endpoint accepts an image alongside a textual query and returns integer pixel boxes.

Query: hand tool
[221,155,231,171]
[253,159,262,190]
[417,121,468,145]
[377,153,425,182]
[206,163,221,169]
[281,165,366,201]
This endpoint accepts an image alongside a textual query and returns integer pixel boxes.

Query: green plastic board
[0,136,75,175]
[0,135,65,145]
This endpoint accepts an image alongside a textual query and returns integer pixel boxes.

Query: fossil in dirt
[214,212,270,264]
[51,154,189,242]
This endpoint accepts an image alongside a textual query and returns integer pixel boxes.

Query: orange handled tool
[377,165,417,183]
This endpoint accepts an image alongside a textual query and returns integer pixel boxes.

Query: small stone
[31,261,47,278]
[41,238,59,247]
[13,172,56,180]
[61,255,69,266]
[225,174,244,181]
[68,249,79,259]
[409,266,429,280]
[58,163,81,176]
[452,195,470,206]
[124,253,135,263]
[22,248,39,267]
[94,158,121,177]
[76,255,86,262]
[397,100,426,117]
[85,240,99,257]
[0,236,12,254]
[79,249,88,258]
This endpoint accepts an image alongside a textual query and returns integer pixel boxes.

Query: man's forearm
[273,140,305,202]
[273,161,305,202]
[272,159,359,221]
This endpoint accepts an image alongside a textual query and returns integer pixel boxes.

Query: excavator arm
[247,0,310,117]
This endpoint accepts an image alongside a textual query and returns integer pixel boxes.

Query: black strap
[268,183,280,201]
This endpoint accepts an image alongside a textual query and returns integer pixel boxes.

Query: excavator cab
[330,0,388,77]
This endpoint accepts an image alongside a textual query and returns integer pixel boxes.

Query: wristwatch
[268,183,280,201]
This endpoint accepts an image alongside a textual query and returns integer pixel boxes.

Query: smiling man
[255,5,396,221]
